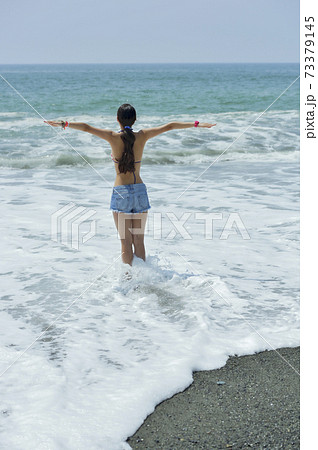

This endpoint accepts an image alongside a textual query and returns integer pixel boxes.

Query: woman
[46,104,216,265]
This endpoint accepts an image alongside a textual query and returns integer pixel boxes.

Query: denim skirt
[110,183,151,214]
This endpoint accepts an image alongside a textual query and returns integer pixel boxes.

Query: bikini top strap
[111,154,141,164]
[111,154,119,163]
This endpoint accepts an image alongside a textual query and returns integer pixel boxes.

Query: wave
[0,148,299,170]
[0,110,299,169]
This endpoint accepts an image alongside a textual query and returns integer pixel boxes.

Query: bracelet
[194,121,199,127]
[61,121,69,129]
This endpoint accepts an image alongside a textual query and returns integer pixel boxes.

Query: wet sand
[127,347,300,449]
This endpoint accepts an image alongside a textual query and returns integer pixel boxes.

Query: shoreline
[127,347,299,449]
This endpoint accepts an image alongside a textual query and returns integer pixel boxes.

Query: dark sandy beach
[127,347,299,449]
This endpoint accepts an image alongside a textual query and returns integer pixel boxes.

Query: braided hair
[117,104,137,174]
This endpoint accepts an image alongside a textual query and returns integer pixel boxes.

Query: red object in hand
[194,121,199,127]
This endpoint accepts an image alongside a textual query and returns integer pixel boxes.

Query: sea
[0,63,300,449]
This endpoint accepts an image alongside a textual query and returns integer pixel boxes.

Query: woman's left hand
[44,120,65,127]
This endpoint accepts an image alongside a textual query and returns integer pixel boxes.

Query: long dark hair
[117,104,136,174]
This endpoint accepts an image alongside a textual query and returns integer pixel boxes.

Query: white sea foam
[0,161,299,448]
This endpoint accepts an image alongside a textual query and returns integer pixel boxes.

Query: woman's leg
[113,212,134,265]
[131,212,148,261]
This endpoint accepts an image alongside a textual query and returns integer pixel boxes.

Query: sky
[1,0,299,64]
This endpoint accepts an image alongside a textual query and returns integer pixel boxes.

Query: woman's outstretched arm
[141,121,216,141]
[44,120,117,143]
